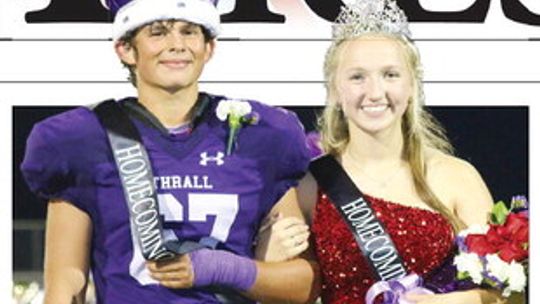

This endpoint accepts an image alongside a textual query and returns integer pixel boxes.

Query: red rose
[499,242,528,262]
[486,226,506,244]
[464,212,529,263]
[503,213,528,237]
[498,213,529,262]
[465,234,499,255]
[514,226,529,244]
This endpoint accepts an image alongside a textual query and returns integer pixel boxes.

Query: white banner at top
[1,0,540,39]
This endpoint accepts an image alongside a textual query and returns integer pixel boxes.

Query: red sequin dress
[312,192,454,304]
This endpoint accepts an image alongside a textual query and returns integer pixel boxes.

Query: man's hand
[146,254,194,289]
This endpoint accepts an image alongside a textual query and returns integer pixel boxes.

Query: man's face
[117,20,215,93]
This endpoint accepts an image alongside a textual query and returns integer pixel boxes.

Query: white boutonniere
[216,99,259,155]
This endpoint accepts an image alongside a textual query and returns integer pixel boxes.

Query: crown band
[111,0,221,41]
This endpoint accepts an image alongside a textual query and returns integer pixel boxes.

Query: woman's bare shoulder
[426,149,479,179]
[425,148,493,225]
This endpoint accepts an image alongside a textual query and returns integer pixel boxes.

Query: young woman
[259,0,523,303]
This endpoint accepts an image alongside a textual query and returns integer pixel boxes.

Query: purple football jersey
[21,93,310,304]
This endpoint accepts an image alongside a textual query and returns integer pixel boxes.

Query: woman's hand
[255,213,310,262]
[406,290,483,304]
[405,288,516,304]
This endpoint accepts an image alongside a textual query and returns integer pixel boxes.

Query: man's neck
[137,84,200,128]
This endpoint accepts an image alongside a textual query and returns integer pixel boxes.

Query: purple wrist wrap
[189,248,258,291]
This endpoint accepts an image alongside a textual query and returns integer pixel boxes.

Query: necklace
[343,153,405,188]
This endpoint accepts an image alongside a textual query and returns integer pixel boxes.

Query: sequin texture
[312,192,454,304]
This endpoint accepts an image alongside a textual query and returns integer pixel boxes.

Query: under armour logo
[199,151,225,166]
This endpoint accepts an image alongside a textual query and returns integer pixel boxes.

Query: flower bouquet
[453,196,529,297]
[365,196,528,303]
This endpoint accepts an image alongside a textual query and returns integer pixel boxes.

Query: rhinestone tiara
[332,0,411,41]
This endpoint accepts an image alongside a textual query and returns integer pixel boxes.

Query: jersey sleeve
[20,116,90,213]
[272,110,310,202]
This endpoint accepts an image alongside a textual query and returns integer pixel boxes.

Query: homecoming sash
[309,155,407,281]
[93,99,252,304]
[93,99,208,261]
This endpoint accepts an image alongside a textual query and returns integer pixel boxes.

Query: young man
[21,0,319,303]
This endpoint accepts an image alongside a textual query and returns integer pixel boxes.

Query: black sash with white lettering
[93,99,252,304]
[93,99,206,261]
[310,155,407,281]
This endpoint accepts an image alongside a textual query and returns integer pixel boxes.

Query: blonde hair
[320,33,464,232]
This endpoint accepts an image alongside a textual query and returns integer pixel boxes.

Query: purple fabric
[455,235,468,252]
[190,248,257,291]
[366,254,478,304]
[306,131,323,158]
[482,270,504,289]
[105,0,128,15]
[365,274,433,304]
[424,253,477,293]
[20,93,309,304]
[106,0,220,16]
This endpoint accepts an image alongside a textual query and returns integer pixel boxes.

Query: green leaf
[490,201,510,225]
[457,271,470,280]
[483,277,498,288]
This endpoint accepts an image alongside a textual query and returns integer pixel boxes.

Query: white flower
[216,99,252,121]
[454,252,484,284]
[231,100,252,116]
[216,100,232,121]
[484,255,526,297]
[458,224,490,238]
[506,261,526,294]
[216,99,255,155]
[485,254,510,283]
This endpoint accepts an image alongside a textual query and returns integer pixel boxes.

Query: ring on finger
[292,235,303,246]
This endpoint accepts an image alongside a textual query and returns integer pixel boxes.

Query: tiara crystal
[332,0,411,41]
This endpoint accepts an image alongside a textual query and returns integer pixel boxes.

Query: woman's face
[333,36,413,136]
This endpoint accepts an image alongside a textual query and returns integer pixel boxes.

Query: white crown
[112,0,221,41]
[332,0,411,41]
